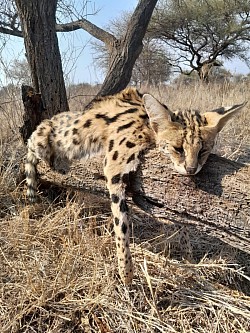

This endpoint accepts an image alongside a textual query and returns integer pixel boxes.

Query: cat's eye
[173,146,184,154]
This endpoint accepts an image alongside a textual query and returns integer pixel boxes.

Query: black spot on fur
[83,119,92,128]
[126,141,136,148]
[120,200,128,213]
[124,100,142,107]
[122,173,130,183]
[64,130,69,137]
[139,114,148,120]
[117,121,135,133]
[37,142,45,149]
[127,153,135,164]
[111,174,121,184]
[111,194,119,203]
[72,128,78,135]
[138,135,143,139]
[96,108,138,125]
[114,217,119,226]
[37,127,45,136]
[60,120,65,126]
[119,138,126,145]
[113,151,118,160]
[114,107,139,118]
[121,222,128,234]
[57,140,62,147]
[95,113,110,123]
[74,119,79,125]
[109,140,114,152]
[104,157,107,166]
[73,138,80,145]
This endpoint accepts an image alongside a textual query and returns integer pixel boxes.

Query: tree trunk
[97,0,158,97]
[36,150,250,256]
[15,0,69,117]
[197,61,222,83]
[19,85,46,143]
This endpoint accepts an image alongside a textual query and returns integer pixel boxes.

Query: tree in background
[131,37,171,87]
[6,59,32,85]
[0,0,158,117]
[150,0,250,82]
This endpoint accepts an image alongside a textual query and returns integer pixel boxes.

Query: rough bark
[36,150,250,255]
[19,85,46,143]
[14,0,69,117]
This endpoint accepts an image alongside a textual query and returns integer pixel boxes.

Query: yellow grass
[0,81,249,332]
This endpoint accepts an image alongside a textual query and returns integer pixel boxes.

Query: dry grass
[0,81,250,332]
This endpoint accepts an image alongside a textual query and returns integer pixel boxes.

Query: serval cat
[25,88,246,284]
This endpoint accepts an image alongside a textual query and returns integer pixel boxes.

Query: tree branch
[0,16,117,48]
[0,26,22,37]
[55,19,117,48]
[36,150,250,255]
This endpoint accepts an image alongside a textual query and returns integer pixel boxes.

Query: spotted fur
[25,88,246,284]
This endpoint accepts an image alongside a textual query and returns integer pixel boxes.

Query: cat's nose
[185,167,197,175]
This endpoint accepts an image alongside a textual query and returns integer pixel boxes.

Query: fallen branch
[36,150,250,255]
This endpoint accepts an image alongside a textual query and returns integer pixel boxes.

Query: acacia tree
[0,0,158,118]
[150,0,250,82]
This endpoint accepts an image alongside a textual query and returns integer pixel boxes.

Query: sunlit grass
[0,81,249,332]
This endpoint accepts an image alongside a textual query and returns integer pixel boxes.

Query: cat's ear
[203,102,247,132]
[143,94,181,133]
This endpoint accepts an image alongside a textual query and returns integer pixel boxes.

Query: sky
[0,0,249,86]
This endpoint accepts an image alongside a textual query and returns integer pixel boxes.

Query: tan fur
[25,88,246,284]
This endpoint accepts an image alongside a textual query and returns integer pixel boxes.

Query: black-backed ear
[203,102,247,132]
[143,94,178,133]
